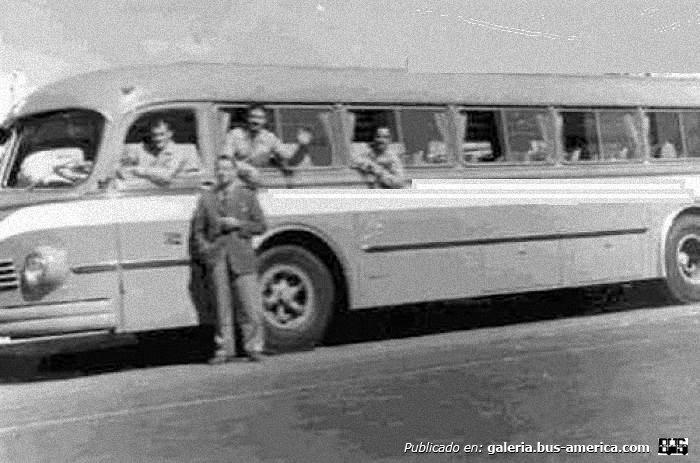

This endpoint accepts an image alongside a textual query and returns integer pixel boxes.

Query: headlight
[23,253,46,287]
[21,246,69,297]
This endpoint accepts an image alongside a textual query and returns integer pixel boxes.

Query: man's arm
[53,160,92,183]
[192,194,215,258]
[349,148,377,174]
[236,187,267,238]
[374,153,406,188]
[133,152,186,186]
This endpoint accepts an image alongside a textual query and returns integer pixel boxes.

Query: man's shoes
[246,350,263,362]
[207,350,235,365]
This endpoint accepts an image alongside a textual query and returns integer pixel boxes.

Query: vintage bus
[1,62,700,354]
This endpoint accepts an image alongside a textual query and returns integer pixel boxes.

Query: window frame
[455,106,508,165]
[644,108,687,161]
[345,104,401,141]
[393,105,454,168]
[114,102,208,192]
[674,109,700,160]
[1,108,107,191]
[459,106,558,166]
[264,103,341,169]
[557,107,647,165]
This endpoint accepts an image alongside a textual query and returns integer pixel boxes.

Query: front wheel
[664,215,700,303]
[258,245,335,351]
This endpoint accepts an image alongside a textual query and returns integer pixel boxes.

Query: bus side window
[6,110,103,189]
[461,110,503,163]
[503,110,553,163]
[348,108,404,162]
[119,109,201,188]
[682,112,700,158]
[599,111,643,161]
[648,112,682,159]
[277,107,335,167]
[221,106,275,133]
[560,111,599,162]
[399,108,450,165]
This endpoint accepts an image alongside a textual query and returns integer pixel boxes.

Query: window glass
[4,109,104,188]
[649,112,683,159]
[598,111,642,160]
[221,106,276,133]
[504,110,553,163]
[682,112,700,158]
[350,109,398,142]
[561,111,598,162]
[278,107,334,167]
[119,109,200,187]
[400,108,449,165]
[461,110,503,163]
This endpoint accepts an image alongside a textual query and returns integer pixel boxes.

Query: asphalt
[0,282,698,462]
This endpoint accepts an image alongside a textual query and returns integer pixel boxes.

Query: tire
[258,245,335,351]
[664,215,700,303]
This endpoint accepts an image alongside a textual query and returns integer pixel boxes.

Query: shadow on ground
[0,280,675,382]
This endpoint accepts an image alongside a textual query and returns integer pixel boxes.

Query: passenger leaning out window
[350,126,406,188]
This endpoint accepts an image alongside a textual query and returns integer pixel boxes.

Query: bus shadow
[0,327,216,383]
[324,280,675,345]
[0,280,675,382]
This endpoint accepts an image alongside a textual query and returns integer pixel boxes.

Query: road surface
[0,287,698,462]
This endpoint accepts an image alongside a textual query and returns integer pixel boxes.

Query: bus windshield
[2,109,104,189]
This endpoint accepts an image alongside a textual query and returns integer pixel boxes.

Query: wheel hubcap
[676,234,700,284]
[261,264,314,329]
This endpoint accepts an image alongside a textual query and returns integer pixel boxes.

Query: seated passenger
[18,148,92,187]
[350,126,406,188]
[656,139,678,158]
[223,104,313,170]
[119,119,194,186]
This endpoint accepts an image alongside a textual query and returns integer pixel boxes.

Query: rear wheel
[664,215,700,303]
[258,245,335,351]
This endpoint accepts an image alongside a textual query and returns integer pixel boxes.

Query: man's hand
[296,128,313,146]
[217,216,241,232]
[355,159,377,174]
[116,165,136,179]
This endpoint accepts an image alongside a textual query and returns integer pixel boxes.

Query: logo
[658,438,688,456]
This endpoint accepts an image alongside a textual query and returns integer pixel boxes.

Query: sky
[0,0,699,93]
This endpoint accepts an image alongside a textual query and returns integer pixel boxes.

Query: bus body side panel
[114,194,200,332]
[356,207,485,307]
[0,201,120,338]
[353,201,650,308]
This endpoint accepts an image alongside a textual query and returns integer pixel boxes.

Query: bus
[1,62,700,354]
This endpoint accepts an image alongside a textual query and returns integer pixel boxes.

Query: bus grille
[0,260,19,291]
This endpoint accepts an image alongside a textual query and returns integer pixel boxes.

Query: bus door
[113,106,208,332]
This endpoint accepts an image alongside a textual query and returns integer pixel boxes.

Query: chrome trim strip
[71,258,190,274]
[362,228,649,253]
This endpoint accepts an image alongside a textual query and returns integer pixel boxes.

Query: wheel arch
[254,224,352,312]
[659,206,700,277]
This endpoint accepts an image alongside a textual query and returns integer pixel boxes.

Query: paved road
[0,288,698,462]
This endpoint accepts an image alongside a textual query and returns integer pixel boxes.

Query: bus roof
[15,62,700,120]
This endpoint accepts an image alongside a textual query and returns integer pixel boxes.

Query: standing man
[191,155,268,363]
[351,126,406,188]
[223,104,313,169]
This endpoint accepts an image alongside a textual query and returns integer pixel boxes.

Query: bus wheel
[665,215,700,303]
[258,245,335,351]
